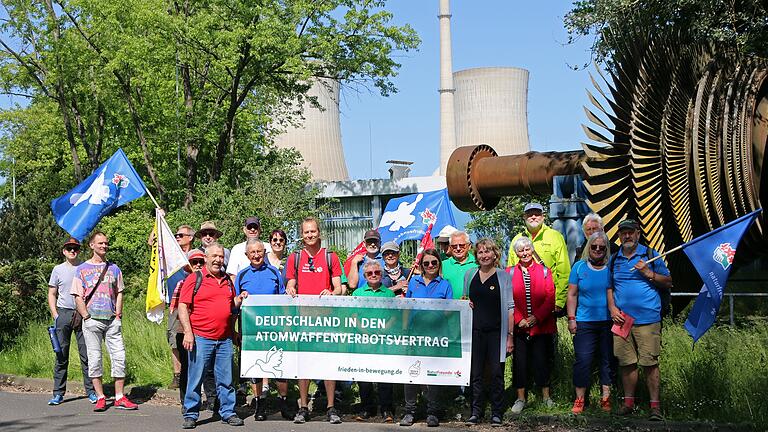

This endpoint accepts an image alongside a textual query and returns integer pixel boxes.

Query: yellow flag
[146,221,164,322]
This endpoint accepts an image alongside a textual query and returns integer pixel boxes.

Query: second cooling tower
[453,67,531,155]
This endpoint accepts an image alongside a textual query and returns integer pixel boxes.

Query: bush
[0,259,55,350]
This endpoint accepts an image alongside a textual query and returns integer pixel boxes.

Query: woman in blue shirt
[566,231,614,414]
[400,249,451,428]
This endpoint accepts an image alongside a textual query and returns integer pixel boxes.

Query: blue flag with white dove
[377,189,456,244]
[683,209,761,343]
[51,149,148,240]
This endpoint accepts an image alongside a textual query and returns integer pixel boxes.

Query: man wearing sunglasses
[228,216,271,280]
[347,229,385,290]
[195,221,231,270]
[441,231,478,299]
[507,203,571,315]
[47,237,97,406]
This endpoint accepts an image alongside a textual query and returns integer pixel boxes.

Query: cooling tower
[453,67,531,156]
[273,78,349,181]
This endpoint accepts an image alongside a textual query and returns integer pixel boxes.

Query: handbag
[70,261,111,330]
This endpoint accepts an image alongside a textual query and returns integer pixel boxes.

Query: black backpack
[609,247,671,317]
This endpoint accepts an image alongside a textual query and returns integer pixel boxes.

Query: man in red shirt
[285,217,343,424]
[178,243,248,429]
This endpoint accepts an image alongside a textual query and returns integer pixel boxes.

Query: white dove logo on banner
[378,194,424,232]
[244,346,284,378]
[69,167,111,206]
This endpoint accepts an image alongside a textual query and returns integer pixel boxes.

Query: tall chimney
[438,0,456,175]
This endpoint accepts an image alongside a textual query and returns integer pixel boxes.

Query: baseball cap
[364,229,381,242]
[523,202,544,213]
[63,237,80,248]
[244,216,261,228]
[435,225,458,242]
[381,241,400,253]
[618,219,640,231]
[187,249,205,260]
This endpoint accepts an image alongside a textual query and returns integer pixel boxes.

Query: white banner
[240,295,472,386]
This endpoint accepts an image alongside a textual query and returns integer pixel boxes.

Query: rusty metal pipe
[446,144,586,212]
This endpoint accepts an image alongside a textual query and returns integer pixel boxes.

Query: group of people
[46,203,673,428]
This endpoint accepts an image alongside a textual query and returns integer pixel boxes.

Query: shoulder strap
[191,270,203,306]
[293,251,301,291]
[609,252,619,283]
[326,250,334,288]
[83,261,111,305]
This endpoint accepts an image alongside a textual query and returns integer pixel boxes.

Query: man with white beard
[506,203,571,315]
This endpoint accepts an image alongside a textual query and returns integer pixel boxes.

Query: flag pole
[144,186,161,209]
[643,244,683,264]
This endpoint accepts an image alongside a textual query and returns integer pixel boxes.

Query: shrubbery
[0,259,55,350]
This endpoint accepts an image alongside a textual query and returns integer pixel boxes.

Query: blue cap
[523,202,544,213]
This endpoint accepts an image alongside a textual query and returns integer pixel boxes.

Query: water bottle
[48,323,62,353]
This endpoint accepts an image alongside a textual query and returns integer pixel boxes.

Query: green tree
[565,0,768,66]
[465,195,547,254]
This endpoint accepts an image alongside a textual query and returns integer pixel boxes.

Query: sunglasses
[366,239,380,245]
[590,244,607,252]
[422,259,439,268]
[450,243,468,250]
[64,246,80,253]
[174,233,190,239]
[245,224,260,231]
[271,237,285,243]
[200,231,216,238]
[364,270,382,277]
[307,257,315,272]
[189,259,205,266]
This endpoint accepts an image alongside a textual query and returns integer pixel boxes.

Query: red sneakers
[114,396,138,410]
[93,397,107,412]
[600,397,612,412]
[571,397,585,415]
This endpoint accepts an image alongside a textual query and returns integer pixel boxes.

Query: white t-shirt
[228,240,271,276]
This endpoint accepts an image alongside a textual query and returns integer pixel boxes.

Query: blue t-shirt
[406,275,453,299]
[612,244,670,325]
[568,260,610,322]
[235,263,285,295]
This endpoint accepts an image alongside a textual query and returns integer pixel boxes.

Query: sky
[339,0,596,180]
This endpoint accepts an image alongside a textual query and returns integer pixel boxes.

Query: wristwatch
[83,314,91,320]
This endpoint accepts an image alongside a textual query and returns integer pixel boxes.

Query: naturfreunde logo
[241,305,462,358]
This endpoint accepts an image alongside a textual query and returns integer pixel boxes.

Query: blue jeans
[572,320,615,388]
[183,336,236,420]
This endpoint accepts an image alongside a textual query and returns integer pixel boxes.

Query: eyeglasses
[422,259,439,268]
[450,243,468,250]
[189,259,205,266]
[364,270,382,277]
[271,237,285,244]
[590,244,607,252]
[64,246,80,253]
[382,251,398,256]
[175,233,190,239]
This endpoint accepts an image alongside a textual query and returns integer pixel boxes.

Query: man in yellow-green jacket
[507,202,571,315]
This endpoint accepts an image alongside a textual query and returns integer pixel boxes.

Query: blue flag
[683,209,761,342]
[377,189,456,244]
[51,149,148,240]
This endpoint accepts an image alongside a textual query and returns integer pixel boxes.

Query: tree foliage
[565,0,768,66]
[465,195,547,255]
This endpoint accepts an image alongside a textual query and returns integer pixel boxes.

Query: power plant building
[272,79,349,181]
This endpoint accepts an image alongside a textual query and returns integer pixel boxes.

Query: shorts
[613,322,661,367]
[167,309,182,348]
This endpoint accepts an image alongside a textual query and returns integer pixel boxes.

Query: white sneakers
[511,399,526,414]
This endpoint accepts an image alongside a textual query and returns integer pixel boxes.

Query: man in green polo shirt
[441,230,478,300]
[351,261,395,422]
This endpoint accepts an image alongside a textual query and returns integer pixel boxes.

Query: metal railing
[671,292,768,325]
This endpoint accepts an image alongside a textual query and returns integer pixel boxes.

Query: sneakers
[93,397,107,412]
[294,407,310,424]
[114,396,138,410]
[88,392,98,404]
[262,384,270,393]
[47,394,64,405]
[465,415,480,425]
[169,373,181,390]
[278,396,295,420]
[327,406,342,424]
[426,414,439,427]
[382,411,394,423]
[616,404,634,416]
[221,415,244,426]
[572,397,585,415]
[490,415,503,427]
[600,397,611,412]
[354,411,371,422]
[182,418,196,429]
[649,407,664,421]
[511,399,526,414]
[399,413,414,426]
[543,398,556,408]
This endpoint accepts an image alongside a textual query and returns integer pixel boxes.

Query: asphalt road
[0,391,452,432]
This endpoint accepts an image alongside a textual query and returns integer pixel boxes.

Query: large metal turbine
[447,31,768,290]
